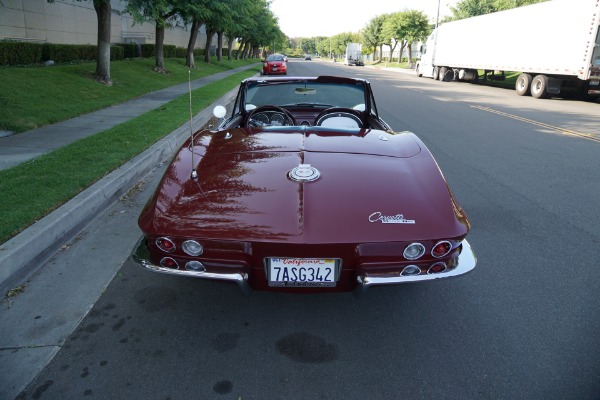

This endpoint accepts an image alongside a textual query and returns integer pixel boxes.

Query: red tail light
[160,257,179,269]
[431,241,452,258]
[156,237,176,253]
[428,262,447,274]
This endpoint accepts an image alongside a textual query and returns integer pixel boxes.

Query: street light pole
[432,0,440,68]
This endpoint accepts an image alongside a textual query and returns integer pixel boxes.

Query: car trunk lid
[142,129,468,243]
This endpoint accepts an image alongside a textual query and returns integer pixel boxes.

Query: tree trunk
[186,19,203,68]
[204,28,215,63]
[217,32,223,62]
[227,37,235,60]
[235,37,243,59]
[237,40,246,59]
[388,43,397,63]
[94,0,111,85]
[379,44,383,61]
[398,41,406,63]
[406,43,413,65]
[155,22,165,71]
[242,40,251,59]
[241,42,248,59]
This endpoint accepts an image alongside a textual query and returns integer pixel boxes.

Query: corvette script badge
[369,212,415,224]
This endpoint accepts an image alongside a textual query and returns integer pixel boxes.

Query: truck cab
[415,32,435,79]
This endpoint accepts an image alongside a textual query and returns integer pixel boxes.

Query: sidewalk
[0,64,257,171]
[366,64,416,74]
[0,63,258,292]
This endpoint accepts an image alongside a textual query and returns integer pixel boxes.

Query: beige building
[0,0,217,50]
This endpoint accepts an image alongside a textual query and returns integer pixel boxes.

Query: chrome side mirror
[213,105,226,119]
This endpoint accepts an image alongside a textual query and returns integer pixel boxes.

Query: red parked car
[262,53,287,75]
[132,76,477,296]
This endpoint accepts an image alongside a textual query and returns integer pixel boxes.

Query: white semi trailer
[416,0,600,99]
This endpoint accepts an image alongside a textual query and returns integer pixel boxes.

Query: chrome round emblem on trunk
[288,164,320,182]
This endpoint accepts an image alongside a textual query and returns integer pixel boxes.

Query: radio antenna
[189,71,198,179]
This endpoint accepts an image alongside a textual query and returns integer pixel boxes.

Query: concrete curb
[0,88,238,293]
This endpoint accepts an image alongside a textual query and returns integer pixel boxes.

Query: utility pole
[433,0,440,67]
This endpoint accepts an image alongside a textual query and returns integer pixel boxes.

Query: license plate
[272,67,278,71]
[590,80,599,86]
[266,258,339,287]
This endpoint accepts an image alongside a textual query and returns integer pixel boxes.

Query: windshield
[266,54,285,62]
[245,81,366,109]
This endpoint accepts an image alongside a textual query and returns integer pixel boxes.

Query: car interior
[219,78,391,132]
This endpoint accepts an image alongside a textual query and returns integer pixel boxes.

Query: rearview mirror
[295,87,316,95]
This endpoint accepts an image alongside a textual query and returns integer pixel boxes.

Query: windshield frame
[241,79,368,112]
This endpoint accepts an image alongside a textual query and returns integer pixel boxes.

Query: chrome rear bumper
[131,237,251,295]
[132,237,476,298]
[352,239,477,298]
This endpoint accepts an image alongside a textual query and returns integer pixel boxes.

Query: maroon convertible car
[132,75,477,296]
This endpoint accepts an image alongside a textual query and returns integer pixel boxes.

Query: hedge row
[0,42,227,67]
[0,42,126,66]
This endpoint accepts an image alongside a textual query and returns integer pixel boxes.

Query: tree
[447,0,547,20]
[125,0,183,72]
[330,32,356,57]
[495,0,547,10]
[47,0,112,85]
[223,0,255,60]
[401,10,431,65]
[201,1,229,63]
[297,37,317,55]
[362,15,385,61]
[381,12,405,63]
[177,0,213,68]
[315,37,332,58]
[92,0,112,84]
[231,0,277,60]
[244,4,283,57]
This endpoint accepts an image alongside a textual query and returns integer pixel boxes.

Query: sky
[269,0,458,38]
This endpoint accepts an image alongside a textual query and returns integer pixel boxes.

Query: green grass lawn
[480,71,520,89]
[0,59,260,243]
[0,57,258,133]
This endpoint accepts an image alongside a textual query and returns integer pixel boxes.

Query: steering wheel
[314,107,365,129]
[245,105,296,128]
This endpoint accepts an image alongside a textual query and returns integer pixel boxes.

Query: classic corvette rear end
[132,76,476,295]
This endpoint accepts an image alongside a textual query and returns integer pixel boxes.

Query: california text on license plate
[267,258,338,287]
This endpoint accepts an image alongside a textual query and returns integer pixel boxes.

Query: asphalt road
[11,59,600,399]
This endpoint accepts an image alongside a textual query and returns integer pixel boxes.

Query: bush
[42,43,96,63]
[111,45,124,61]
[0,41,43,66]
[119,43,141,58]
[174,47,205,58]
[139,44,177,58]
[0,41,204,66]
[164,45,176,58]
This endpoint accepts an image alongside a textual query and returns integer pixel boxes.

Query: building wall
[0,0,216,49]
